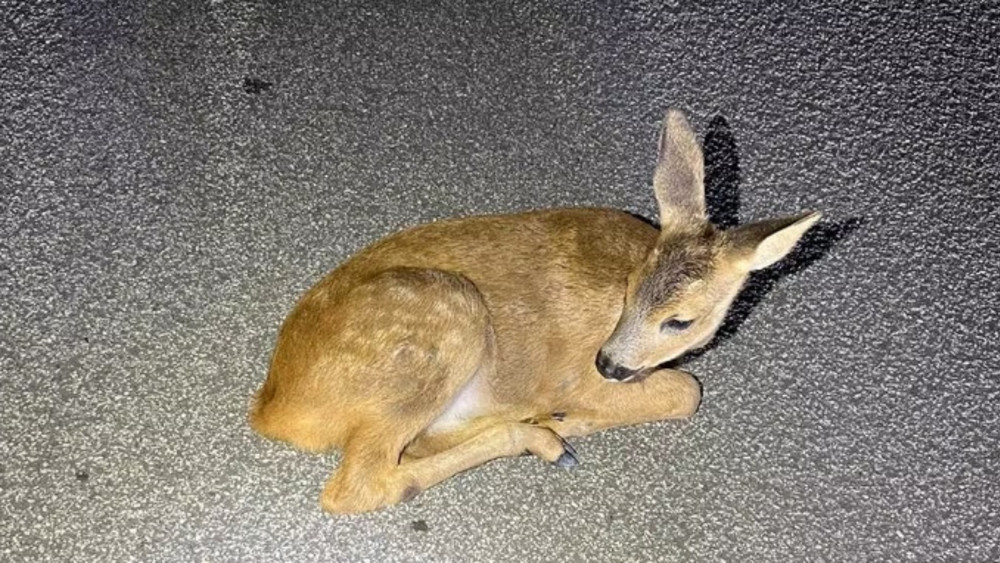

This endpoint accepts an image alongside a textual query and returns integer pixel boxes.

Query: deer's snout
[596,350,638,381]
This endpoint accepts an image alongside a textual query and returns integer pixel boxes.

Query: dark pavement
[3,1,998,560]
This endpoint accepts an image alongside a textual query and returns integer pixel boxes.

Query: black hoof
[553,447,578,469]
[559,438,577,457]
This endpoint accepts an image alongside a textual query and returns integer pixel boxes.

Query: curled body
[249,110,821,513]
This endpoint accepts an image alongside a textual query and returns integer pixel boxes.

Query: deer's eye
[661,318,693,332]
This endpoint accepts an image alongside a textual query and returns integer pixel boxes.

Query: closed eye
[661,318,694,332]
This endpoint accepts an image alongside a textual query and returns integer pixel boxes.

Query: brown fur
[249,109,821,513]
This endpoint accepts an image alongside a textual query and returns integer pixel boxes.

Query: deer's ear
[653,110,705,222]
[728,211,822,271]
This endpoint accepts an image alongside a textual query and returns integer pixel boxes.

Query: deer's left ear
[727,211,822,271]
[653,109,706,222]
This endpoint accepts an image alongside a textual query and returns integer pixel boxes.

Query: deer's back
[295,208,657,405]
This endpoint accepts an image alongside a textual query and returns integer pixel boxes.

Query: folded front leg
[530,369,702,439]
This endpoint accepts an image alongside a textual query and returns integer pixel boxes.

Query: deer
[249,109,821,513]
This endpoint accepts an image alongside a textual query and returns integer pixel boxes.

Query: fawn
[249,110,821,513]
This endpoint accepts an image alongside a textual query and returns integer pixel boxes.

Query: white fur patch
[425,368,489,434]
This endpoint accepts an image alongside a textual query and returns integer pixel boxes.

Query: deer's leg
[401,416,501,460]
[404,369,699,466]
[533,369,702,438]
[322,420,574,514]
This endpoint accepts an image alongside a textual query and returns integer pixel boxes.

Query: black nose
[596,351,635,381]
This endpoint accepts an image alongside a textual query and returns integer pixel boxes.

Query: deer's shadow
[668,116,863,365]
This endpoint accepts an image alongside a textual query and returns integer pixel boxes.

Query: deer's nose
[596,350,636,381]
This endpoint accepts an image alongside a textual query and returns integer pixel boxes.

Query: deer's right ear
[653,110,706,223]
[728,211,822,271]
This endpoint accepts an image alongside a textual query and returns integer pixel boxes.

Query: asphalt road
[3,1,998,560]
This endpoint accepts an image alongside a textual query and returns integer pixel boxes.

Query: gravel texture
[2,0,998,561]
